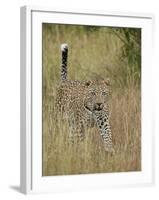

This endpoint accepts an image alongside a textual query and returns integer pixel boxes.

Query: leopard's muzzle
[93,103,104,111]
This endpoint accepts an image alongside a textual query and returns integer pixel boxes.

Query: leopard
[55,43,114,153]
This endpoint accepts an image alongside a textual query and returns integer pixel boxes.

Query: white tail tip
[61,43,68,51]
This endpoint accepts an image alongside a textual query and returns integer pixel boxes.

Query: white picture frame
[20,5,154,194]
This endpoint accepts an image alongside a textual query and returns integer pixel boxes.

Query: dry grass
[42,24,141,176]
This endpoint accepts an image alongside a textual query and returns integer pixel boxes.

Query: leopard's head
[83,79,111,113]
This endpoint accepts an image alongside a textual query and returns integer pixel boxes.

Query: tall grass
[42,24,141,176]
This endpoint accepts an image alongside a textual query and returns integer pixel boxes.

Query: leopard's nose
[94,103,104,111]
[96,103,102,107]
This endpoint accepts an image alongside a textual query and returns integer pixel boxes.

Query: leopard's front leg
[93,110,115,153]
[68,114,85,143]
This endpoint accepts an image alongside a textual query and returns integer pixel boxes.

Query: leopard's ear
[85,80,92,87]
[103,78,111,86]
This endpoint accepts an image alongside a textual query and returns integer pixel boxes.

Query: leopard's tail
[61,43,68,81]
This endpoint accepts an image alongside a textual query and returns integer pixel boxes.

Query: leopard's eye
[102,91,106,96]
[91,91,96,96]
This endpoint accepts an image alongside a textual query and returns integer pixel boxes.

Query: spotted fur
[61,44,68,81]
[56,44,114,152]
[93,110,114,153]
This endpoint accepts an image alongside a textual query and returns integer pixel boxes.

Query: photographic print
[42,23,141,176]
[20,7,154,193]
